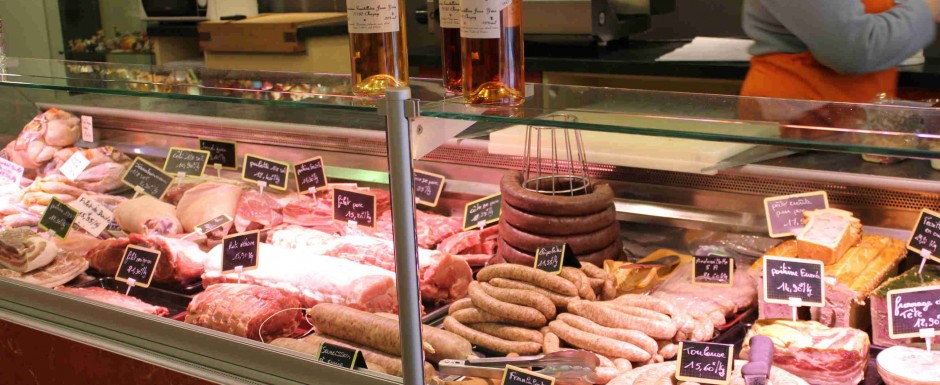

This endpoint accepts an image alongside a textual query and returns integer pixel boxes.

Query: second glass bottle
[460,0,525,106]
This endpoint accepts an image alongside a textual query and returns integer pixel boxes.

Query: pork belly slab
[54,286,169,316]
[0,227,58,273]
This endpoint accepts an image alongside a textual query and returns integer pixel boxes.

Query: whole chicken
[3,108,81,177]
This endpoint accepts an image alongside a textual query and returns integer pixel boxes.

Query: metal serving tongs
[439,350,599,384]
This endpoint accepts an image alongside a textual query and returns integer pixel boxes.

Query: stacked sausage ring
[497,171,623,266]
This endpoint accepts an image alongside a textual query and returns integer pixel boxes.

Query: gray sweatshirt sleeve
[757,0,935,74]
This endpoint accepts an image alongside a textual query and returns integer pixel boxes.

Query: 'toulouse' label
[501,365,554,385]
[887,286,940,339]
[762,255,825,307]
[534,243,580,273]
[69,193,114,237]
[440,0,461,28]
[907,208,940,263]
[460,0,511,39]
[763,191,829,238]
[116,245,161,288]
[675,341,735,385]
[693,255,734,287]
[222,231,260,274]
[347,0,400,34]
[462,193,501,231]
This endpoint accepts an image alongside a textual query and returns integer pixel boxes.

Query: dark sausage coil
[500,220,620,255]
[501,200,616,236]
[497,233,623,267]
[500,171,614,216]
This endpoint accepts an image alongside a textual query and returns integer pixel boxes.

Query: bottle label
[441,0,462,28]
[347,0,401,34]
[460,0,511,39]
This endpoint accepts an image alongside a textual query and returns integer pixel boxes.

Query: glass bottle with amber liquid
[460,0,524,106]
[440,0,462,94]
[347,0,409,97]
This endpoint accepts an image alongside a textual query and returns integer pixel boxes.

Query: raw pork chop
[203,243,399,312]
[55,286,169,316]
[185,283,301,342]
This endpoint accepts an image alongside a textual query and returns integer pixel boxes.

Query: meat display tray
[84,269,204,295]
[72,277,193,319]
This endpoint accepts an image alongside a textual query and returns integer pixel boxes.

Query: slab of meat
[176,182,243,237]
[369,209,463,249]
[0,251,88,288]
[650,262,757,325]
[870,265,940,346]
[741,319,869,385]
[437,225,499,267]
[54,286,169,316]
[40,146,131,193]
[185,283,301,342]
[114,196,182,235]
[84,234,206,284]
[0,227,58,273]
[203,242,399,312]
[281,193,332,227]
[234,190,282,233]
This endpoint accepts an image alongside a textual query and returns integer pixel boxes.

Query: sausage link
[450,307,528,326]
[468,282,547,328]
[567,300,677,340]
[581,262,612,280]
[613,358,632,372]
[468,322,544,344]
[549,320,651,362]
[479,282,556,320]
[477,264,578,296]
[658,341,678,360]
[561,267,596,301]
[589,277,606,293]
[601,279,618,301]
[557,313,658,356]
[448,298,473,315]
[596,367,621,384]
[543,331,561,354]
[599,302,673,324]
[443,316,542,355]
[488,278,578,309]
[612,294,676,316]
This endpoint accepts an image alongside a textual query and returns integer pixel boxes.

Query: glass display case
[0,57,938,385]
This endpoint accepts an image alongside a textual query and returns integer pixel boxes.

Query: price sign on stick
[501,365,555,385]
[908,209,940,267]
[414,170,446,207]
[195,214,232,235]
[887,286,940,340]
[39,197,78,239]
[693,255,734,287]
[0,157,24,187]
[222,231,260,274]
[534,243,580,273]
[115,245,161,288]
[163,147,210,176]
[317,343,367,369]
[294,156,328,192]
[333,188,376,228]
[69,193,114,237]
[199,138,237,169]
[762,255,825,307]
[763,191,828,238]
[81,115,94,143]
[122,158,173,199]
[242,154,289,191]
[59,151,90,181]
[462,193,501,231]
[676,341,735,385]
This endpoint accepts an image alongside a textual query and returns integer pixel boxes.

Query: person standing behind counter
[741,0,940,103]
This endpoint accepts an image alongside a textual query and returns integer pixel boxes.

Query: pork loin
[185,283,301,342]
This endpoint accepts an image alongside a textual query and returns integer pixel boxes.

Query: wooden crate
[199,13,346,53]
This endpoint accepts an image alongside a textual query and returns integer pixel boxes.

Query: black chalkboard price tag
[534,243,580,273]
[462,193,502,231]
[196,214,233,235]
[222,231,260,274]
[39,197,78,239]
[907,209,940,264]
[693,255,734,287]
[242,154,289,191]
[887,286,940,339]
[763,191,829,238]
[762,255,825,307]
[414,170,446,207]
[675,341,735,385]
[163,147,211,176]
[317,342,367,370]
[501,365,555,385]
[293,156,328,192]
[121,158,173,199]
[333,188,377,228]
[115,245,162,288]
[199,138,238,169]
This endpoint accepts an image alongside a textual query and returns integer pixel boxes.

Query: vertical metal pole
[381,87,425,385]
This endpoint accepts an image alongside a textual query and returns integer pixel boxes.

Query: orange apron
[741,0,898,103]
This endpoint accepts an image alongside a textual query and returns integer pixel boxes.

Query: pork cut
[203,242,399,312]
[84,234,206,284]
[368,209,463,249]
[234,190,282,233]
[54,286,169,316]
[650,263,757,325]
[114,196,182,235]
[185,283,301,342]
[0,251,88,288]
[0,227,58,273]
[437,225,499,267]
[176,182,242,236]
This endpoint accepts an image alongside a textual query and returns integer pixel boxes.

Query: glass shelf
[3,57,940,159]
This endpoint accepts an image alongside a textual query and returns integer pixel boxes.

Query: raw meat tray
[84,268,205,295]
[72,277,193,320]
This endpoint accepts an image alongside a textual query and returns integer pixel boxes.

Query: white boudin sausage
[556,313,658,356]
[612,294,676,316]
[501,199,617,236]
[488,278,579,309]
[549,320,651,362]
[567,300,677,340]
[477,264,579,297]
[479,282,556,320]
[443,316,542,355]
[468,282,548,328]
[500,171,615,216]
[468,322,544,344]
